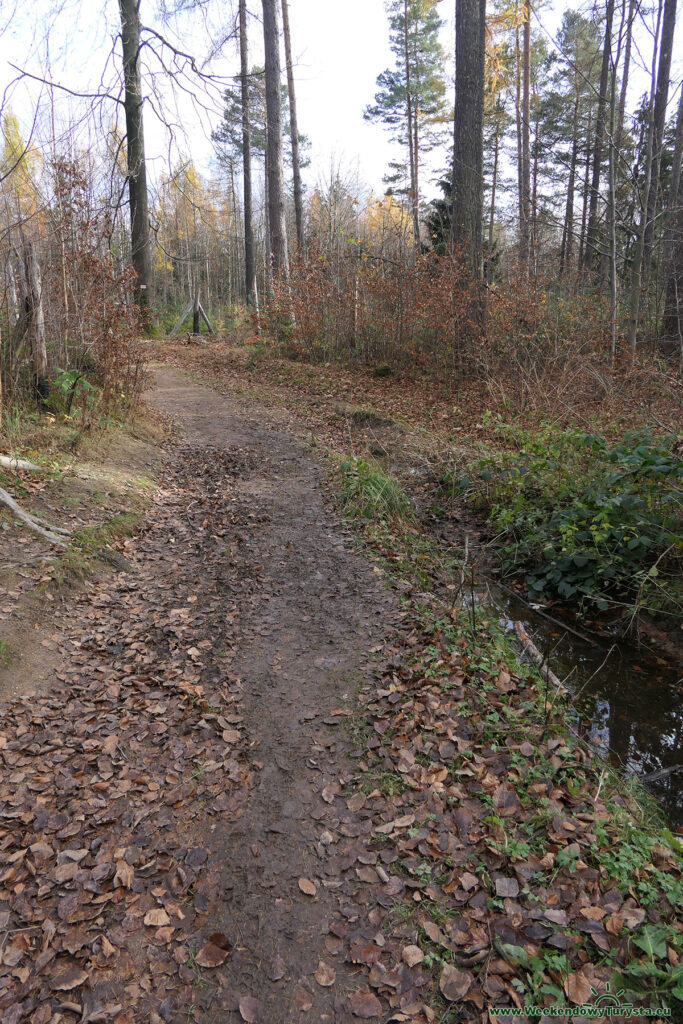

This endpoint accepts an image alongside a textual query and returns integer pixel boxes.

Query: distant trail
[148,365,397,1023]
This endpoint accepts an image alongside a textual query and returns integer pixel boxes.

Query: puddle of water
[476,586,682,827]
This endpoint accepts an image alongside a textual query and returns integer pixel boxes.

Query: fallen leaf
[51,965,89,991]
[439,964,473,1002]
[144,908,170,927]
[401,944,424,967]
[564,970,593,1005]
[238,995,263,1022]
[269,955,286,981]
[348,987,383,1018]
[315,960,336,987]
[494,876,519,898]
[298,877,317,896]
[195,940,231,968]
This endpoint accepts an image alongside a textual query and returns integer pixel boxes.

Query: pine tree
[364,0,447,247]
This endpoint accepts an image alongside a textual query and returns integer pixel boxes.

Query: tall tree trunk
[627,0,662,353]
[280,0,304,252]
[607,6,623,362]
[584,0,615,274]
[614,0,636,157]
[23,242,48,404]
[560,84,580,277]
[519,0,531,267]
[403,0,420,249]
[262,0,289,279]
[662,87,683,344]
[118,0,153,327]
[488,111,500,285]
[531,97,539,270]
[453,0,485,286]
[239,0,257,307]
[641,0,677,299]
[577,103,593,273]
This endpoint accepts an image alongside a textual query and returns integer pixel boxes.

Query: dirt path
[0,366,399,1024]
[147,366,397,1021]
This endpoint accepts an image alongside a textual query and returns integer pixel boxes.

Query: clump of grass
[73,512,140,551]
[340,456,413,523]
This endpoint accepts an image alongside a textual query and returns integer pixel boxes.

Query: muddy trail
[0,366,399,1023]
[148,367,400,1022]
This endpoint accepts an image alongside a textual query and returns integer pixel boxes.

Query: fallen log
[0,486,69,547]
[514,621,567,694]
[0,455,47,472]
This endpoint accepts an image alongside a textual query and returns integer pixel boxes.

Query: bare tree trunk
[453,0,485,290]
[641,0,677,301]
[584,0,615,274]
[262,0,289,280]
[23,242,49,404]
[239,0,257,308]
[531,98,539,271]
[627,0,662,353]
[560,85,580,277]
[488,113,500,285]
[118,0,153,327]
[614,0,636,157]
[403,0,420,249]
[280,0,304,252]
[662,87,683,344]
[577,103,593,274]
[607,8,622,362]
[519,0,531,268]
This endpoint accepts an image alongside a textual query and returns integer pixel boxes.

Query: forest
[0,0,681,1022]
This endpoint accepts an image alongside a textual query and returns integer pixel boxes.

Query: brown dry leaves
[302,609,683,1022]
[0,446,253,1022]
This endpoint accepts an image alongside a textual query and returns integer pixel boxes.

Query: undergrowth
[450,419,682,617]
[334,449,683,1016]
[339,455,414,524]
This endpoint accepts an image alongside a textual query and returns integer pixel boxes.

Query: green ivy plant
[455,423,681,615]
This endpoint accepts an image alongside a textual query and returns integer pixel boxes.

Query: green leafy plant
[455,423,682,615]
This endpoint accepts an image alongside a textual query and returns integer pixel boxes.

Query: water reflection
[490,590,682,826]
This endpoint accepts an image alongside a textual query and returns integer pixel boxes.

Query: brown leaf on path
[196,940,231,967]
[347,792,367,812]
[143,908,170,927]
[315,960,336,987]
[439,964,474,1002]
[100,935,117,958]
[401,944,424,967]
[460,871,479,891]
[239,995,263,1022]
[269,954,286,981]
[422,920,445,944]
[114,861,134,889]
[564,970,593,1005]
[50,964,90,991]
[580,906,606,920]
[295,988,313,1012]
[494,876,520,898]
[298,877,317,896]
[348,987,383,1018]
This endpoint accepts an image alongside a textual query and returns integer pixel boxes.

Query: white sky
[0,0,681,205]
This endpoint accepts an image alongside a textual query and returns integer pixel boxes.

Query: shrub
[456,422,682,615]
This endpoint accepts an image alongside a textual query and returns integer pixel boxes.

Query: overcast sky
[0,0,681,204]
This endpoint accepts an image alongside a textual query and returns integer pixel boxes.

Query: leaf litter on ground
[0,444,257,1023]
